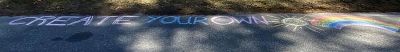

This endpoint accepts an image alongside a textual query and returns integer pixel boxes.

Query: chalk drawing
[193,16,208,25]
[233,16,253,24]
[9,17,36,25]
[210,16,235,25]
[6,14,398,33]
[145,16,209,25]
[46,16,79,26]
[210,16,269,25]
[310,14,400,33]
[97,16,118,25]
[68,16,93,26]
[251,16,269,24]
[160,16,179,24]
[266,14,324,33]
[26,16,57,26]
[113,16,139,25]
[177,16,192,24]
[146,16,162,23]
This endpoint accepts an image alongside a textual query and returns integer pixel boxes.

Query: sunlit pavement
[0,13,399,52]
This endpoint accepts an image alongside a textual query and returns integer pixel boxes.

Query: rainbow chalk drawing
[310,14,400,33]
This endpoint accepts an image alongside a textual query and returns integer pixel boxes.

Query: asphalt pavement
[0,13,399,52]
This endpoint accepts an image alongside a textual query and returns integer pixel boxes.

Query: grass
[0,0,399,15]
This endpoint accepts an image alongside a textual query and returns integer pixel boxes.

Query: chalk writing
[47,16,79,26]
[146,16,208,25]
[8,15,271,26]
[68,16,93,26]
[113,16,139,25]
[5,14,400,33]
[9,16,123,26]
[97,16,118,25]
[210,16,268,25]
